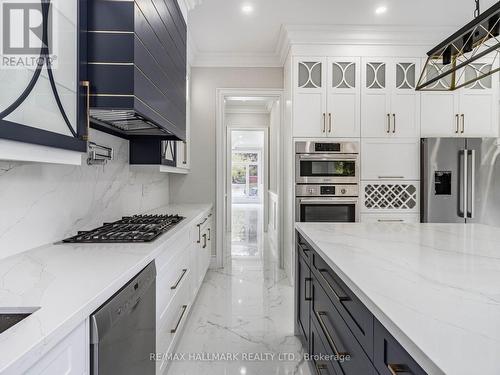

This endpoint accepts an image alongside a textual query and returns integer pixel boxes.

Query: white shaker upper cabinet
[326,57,361,137]
[293,57,327,138]
[421,60,498,138]
[361,58,420,138]
[361,59,391,137]
[459,62,498,137]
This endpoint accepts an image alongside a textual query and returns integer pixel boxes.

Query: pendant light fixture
[416,0,500,91]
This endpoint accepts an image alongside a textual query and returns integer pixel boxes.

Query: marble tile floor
[167,235,311,375]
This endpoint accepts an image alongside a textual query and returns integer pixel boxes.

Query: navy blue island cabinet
[0,0,89,153]
[295,232,428,375]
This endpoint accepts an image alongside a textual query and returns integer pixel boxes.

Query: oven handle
[297,154,359,160]
[297,198,359,205]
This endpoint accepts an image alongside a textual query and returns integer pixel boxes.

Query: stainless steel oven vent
[417,1,500,91]
[90,109,177,138]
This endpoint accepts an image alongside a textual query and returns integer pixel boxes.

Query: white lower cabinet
[361,138,420,181]
[360,213,420,223]
[26,321,88,375]
[156,209,212,374]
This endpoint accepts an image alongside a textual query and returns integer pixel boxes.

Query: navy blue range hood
[87,0,187,141]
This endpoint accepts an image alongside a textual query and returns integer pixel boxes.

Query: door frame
[215,88,284,269]
[227,129,268,233]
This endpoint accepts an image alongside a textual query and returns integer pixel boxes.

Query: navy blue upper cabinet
[88,0,187,141]
[0,0,88,153]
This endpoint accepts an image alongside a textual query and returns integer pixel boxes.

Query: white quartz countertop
[295,222,500,375]
[0,203,212,374]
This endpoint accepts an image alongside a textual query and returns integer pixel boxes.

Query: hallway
[167,235,310,375]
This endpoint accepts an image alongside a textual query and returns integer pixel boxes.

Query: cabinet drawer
[310,318,339,375]
[157,275,191,356]
[360,213,420,223]
[361,139,420,181]
[157,246,191,317]
[312,251,374,357]
[374,320,427,375]
[296,250,312,348]
[156,229,190,273]
[312,278,375,375]
[297,234,313,265]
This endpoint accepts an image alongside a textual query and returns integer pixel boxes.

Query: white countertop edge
[295,224,444,375]
[0,203,213,375]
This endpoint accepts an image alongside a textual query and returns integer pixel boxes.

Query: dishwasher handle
[90,261,156,344]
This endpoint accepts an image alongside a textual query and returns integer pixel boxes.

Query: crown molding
[191,24,458,68]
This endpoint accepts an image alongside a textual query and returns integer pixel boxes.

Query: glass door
[231,151,261,203]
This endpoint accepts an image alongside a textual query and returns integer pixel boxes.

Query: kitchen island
[295,222,500,375]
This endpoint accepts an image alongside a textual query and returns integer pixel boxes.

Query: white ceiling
[188,0,498,66]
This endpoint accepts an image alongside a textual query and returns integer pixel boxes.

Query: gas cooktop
[62,214,185,243]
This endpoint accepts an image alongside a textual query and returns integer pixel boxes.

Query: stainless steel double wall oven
[295,141,360,223]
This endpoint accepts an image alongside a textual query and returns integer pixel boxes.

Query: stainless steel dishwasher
[90,261,156,375]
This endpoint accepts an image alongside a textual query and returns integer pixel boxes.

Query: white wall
[226,113,270,128]
[269,100,280,194]
[169,67,283,207]
[0,129,170,259]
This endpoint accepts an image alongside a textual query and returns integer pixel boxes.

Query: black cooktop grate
[63,214,184,243]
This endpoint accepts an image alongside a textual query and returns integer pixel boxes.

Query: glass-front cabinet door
[326,57,361,137]
[293,57,327,137]
[0,0,88,153]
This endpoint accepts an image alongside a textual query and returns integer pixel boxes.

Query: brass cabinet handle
[304,277,312,301]
[455,114,459,134]
[317,269,350,302]
[388,363,412,375]
[386,113,391,133]
[461,113,465,134]
[315,363,328,375]
[81,81,90,141]
[170,305,188,333]
[196,218,208,243]
[392,113,396,133]
[315,311,349,357]
[328,113,332,133]
[202,233,207,249]
[183,141,187,165]
[323,113,326,133]
[171,269,188,289]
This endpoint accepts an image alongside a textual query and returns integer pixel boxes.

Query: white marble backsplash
[0,130,170,259]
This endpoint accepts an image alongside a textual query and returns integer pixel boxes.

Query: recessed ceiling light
[241,4,254,14]
[375,5,387,15]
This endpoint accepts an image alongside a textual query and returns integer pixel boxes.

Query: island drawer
[297,233,312,265]
[310,318,339,375]
[374,320,427,375]
[312,250,374,358]
[312,277,376,375]
[295,248,312,349]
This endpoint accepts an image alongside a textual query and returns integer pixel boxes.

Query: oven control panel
[296,184,359,197]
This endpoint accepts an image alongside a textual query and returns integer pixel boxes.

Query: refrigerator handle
[468,149,475,219]
[462,149,468,220]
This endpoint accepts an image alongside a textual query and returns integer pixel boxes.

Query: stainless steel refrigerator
[421,138,493,223]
